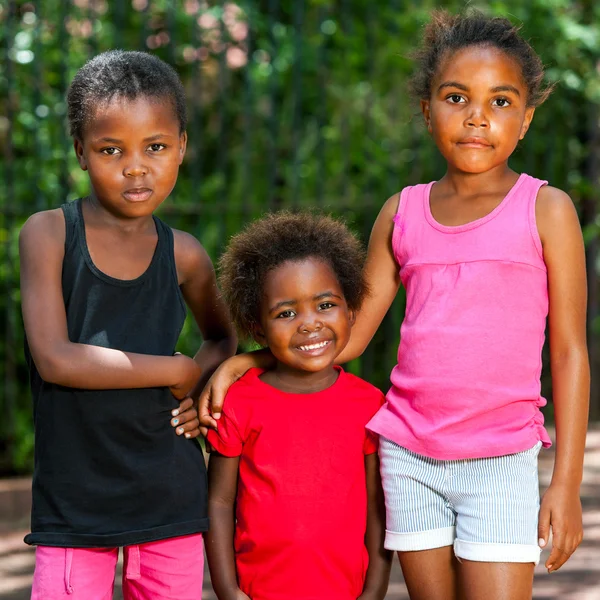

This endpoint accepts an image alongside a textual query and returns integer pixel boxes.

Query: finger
[199,426,209,438]
[180,418,200,434]
[210,385,225,420]
[174,406,198,424]
[546,528,567,572]
[552,533,581,572]
[175,397,193,413]
[198,390,219,426]
[548,545,571,572]
[183,428,201,440]
[171,403,196,429]
[537,504,551,549]
[205,439,214,453]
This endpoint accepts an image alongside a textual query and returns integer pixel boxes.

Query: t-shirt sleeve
[206,389,248,457]
[363,390,386,455]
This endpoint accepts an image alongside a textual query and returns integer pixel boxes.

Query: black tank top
[24,199,208,547]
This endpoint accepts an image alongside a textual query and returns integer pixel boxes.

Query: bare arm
[336,194,401,364]
[535,186,590,572]
[205,453,250,600]
[173,229,237,398]
[19,210,199,392]
[358,452,393,599]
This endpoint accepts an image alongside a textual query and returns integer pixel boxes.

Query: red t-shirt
[207,367,384,600]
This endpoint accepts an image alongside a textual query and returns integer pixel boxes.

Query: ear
[74,139,87,171]
[251,323,266,344]
[420,99,432,133]
[519,107,535,140]
[348,308,357,327]
[178,131,188,165]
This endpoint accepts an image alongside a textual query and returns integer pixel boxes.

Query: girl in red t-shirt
[205,212,392,600]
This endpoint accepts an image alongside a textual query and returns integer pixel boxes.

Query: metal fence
[1,0,599,473]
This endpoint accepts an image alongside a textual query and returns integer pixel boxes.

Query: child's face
[420,45,535,175]
[74,96,186,217]
[256,258,354,375]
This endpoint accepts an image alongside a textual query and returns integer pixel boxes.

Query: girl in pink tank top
[200,10,589,600]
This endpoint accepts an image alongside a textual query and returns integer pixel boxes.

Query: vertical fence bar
[215,0,228,253]
[266,0,280,209]
[190,2,204,232]
[359,2,376,382]
[166,0,176,64]
[57,0,70,202]
[138,0,150,51]
[2,0,17,471]
[315,5,328,207]
[88,0,98,56]
[339,0,351,203]
[114,0,125,48]
[33,0,45,210]
[290,0,303,208]
[241,0,254,221]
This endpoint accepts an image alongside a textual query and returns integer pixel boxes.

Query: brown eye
[101,147,120,155]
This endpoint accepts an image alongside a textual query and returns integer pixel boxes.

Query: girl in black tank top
[19,51,236,595]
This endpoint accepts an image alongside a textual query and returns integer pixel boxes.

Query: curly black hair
[219,211,369,341]
[67,50,187,140]
[410,10,553,107]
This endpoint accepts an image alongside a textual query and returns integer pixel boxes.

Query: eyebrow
[268,291,343,313]
[438,81,521,96]
[93,133,173,144]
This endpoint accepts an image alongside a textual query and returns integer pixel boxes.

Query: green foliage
[1,0,599,473]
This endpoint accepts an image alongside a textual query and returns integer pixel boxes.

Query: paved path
[1,427,598,599]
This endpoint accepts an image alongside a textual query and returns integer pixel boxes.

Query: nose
[298,316,323,334]
[464,104,489,128]
[123,153,148,178]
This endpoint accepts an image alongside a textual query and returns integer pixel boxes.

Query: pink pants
[31,533,204,600]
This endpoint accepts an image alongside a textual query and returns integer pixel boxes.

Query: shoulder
[535,185,580,242]
[221,369,264,421]
[171,227,215,284]
[378,193,402,221]
[339,371,386,407]
[19,208,65,253]
[224,369,264,404]
[536,185,575,213]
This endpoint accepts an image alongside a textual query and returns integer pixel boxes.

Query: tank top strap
[391,183,433,266]
[153,216,184,304]
[61,199,82,254]
[520,174,548,261]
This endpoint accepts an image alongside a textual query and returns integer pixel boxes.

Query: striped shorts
[379,437,543,564]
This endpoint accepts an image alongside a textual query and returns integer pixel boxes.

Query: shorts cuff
[454,539,541,564]
[385,526,455,552]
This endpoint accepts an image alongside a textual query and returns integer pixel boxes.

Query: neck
[84,195,155,234]
[262,363,339,394]
[440,163,518,197]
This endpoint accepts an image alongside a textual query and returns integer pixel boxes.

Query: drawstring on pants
[125,545,141,581]
[64,548,74,594]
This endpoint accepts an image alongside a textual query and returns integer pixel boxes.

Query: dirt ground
[1,427,598,599]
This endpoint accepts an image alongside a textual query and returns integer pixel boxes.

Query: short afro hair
[219,211,369,341]
[67,50,187,140]
[410,10,552,107]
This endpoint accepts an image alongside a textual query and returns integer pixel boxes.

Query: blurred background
[0,0,599,598]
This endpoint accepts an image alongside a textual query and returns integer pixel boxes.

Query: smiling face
[256,258,354,380]
[74,95,187,218]
[420,45,535,175]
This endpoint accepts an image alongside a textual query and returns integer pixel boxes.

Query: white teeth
[299,341,329,351]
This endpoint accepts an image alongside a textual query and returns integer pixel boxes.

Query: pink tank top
[367,173,552,459]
